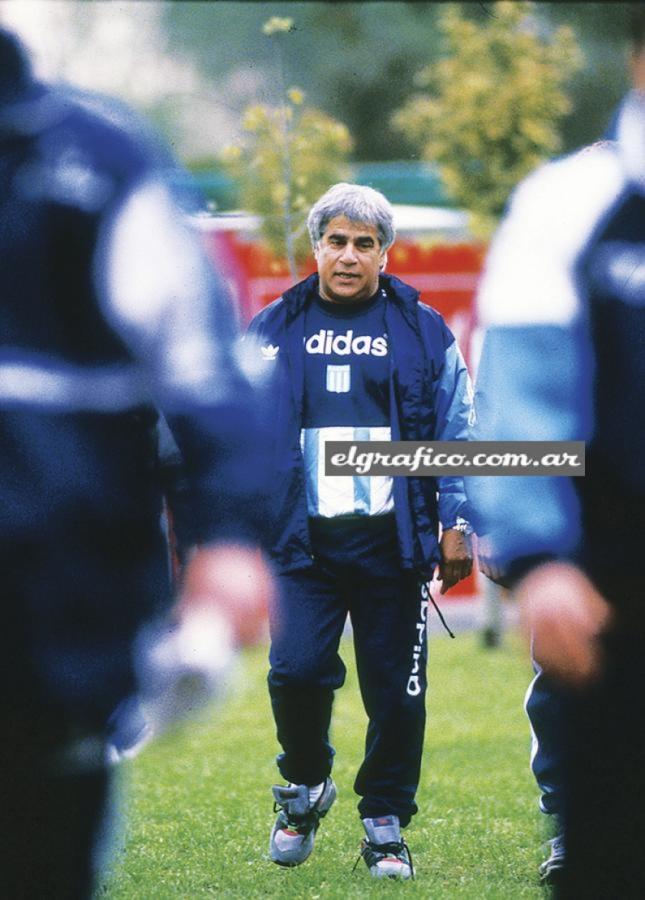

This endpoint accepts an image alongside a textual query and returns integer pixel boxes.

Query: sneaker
[269,778,337,867]
[105,719,153,765]
[357,815,414,880]
[539,833,565,884]
[105,696,154,765]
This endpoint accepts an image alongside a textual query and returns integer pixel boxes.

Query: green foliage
[100,633,545,898]
[393,2,582,236]
[261,16,296,36]
[166,3,444,163]
[166,3,630,164]
[221,92,352,272]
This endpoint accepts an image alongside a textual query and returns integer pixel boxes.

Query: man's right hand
[515,561,612,688]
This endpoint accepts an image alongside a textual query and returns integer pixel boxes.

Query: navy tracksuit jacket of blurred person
[522,93,642,839]
[0,30,267,898]
[467,90,645,897]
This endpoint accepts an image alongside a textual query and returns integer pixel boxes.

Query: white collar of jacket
[617,89,645,193]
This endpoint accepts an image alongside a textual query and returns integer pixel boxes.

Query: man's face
[314,215,386,304]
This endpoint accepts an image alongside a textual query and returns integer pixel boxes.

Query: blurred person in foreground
[502,11,645,887]
[0,28,272,899]
[247,183,473,879]
[468,11,645,897]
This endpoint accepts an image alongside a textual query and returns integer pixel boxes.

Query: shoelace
[273,793,324,834]
[427,586,455,639]
[352,839,415,879]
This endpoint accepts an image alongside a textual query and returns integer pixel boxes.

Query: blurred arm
[466,149,624,682]
[99,178,273,635]
[467,148,623,575]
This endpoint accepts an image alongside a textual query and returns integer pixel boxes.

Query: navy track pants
[268,515,428,827]
[525,663,566,821]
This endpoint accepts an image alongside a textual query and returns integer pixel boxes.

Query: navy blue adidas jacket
[247,272,472,577]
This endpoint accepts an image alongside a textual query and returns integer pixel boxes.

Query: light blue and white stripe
[301,425,394,518]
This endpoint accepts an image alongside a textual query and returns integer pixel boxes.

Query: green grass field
[99,631,551,899]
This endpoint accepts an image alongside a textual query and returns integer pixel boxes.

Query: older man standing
[248,183,473,879]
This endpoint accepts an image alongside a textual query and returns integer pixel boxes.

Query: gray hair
[307,182,396,250]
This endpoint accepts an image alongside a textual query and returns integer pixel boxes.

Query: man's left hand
[438,529,473,594]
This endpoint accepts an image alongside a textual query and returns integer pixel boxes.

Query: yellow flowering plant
[221,20,353,278]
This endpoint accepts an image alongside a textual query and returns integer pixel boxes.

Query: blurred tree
[540,2,634,147]
[4,3,634,168]
[393,1,582,235]
[220,17,352,278]
[165,2,442,162]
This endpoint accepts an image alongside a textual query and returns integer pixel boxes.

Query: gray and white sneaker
[357,815,414,880]
[269,778,337,867]
[539,833,565,884]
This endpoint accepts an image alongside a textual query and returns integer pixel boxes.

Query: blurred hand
[516,561,612,688]
[477,534,509,587]
[438,528,473,595]
[132,543,274,736]
[178,542,275,646]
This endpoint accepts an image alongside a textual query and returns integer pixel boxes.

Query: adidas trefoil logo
[261,343,280,360]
